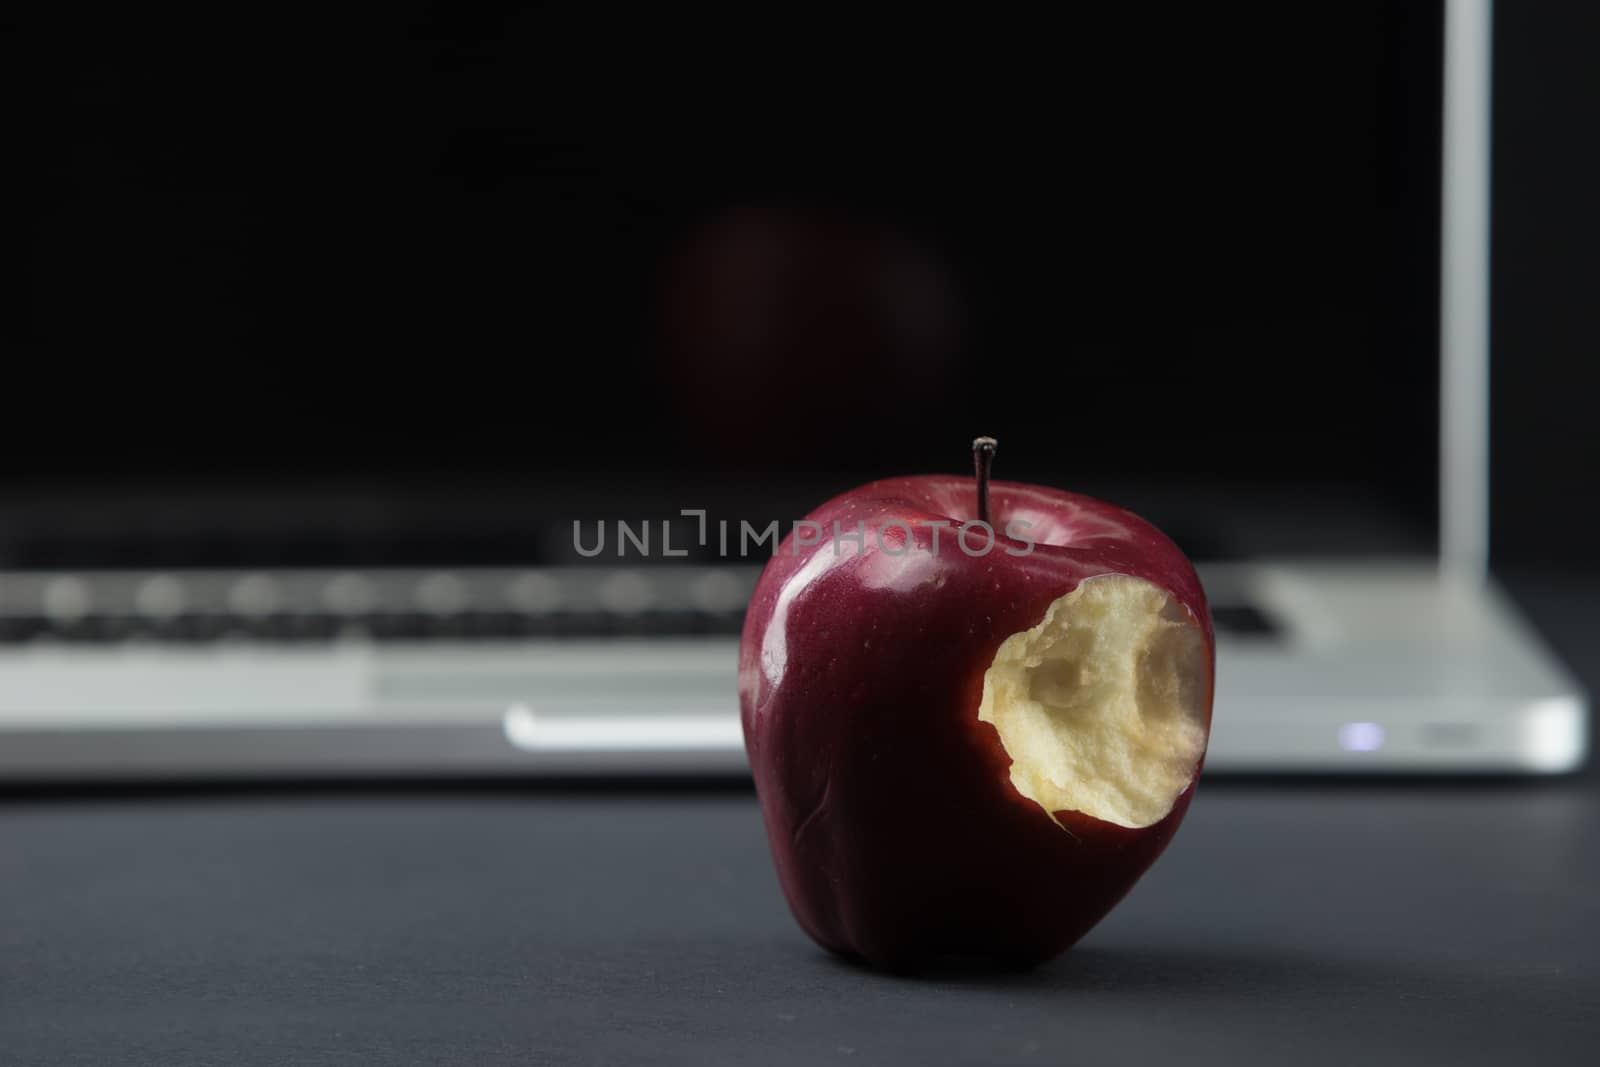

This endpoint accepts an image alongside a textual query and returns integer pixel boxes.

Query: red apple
[738,439,1214,971]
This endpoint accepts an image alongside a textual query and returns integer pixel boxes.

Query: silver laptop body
[0,0,1584,780]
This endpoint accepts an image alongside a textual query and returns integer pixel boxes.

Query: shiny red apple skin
[738,475,1215,971]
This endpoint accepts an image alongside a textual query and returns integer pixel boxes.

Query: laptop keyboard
[0,609,745,644]
[0,569,1280,645]
[0,569,755,646]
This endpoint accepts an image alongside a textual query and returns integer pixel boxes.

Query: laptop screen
[8,6,1444,567]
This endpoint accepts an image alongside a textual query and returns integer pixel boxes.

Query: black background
[4,3,1595,572]
[1492,1,1600,573]
[7,6,1445,559]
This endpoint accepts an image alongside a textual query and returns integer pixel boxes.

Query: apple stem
[972,436,997,525]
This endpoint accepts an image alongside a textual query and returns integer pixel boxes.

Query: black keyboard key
[548,611,621,638]
[0,615,143,643]
[152,614,231,643]
[1210,603,1282,640]
[47,616,112,643]
[457,611,532,639]
[0,617,49,643]
[695,611,746,636]
[362,612,437,641]
[243,614,344,642]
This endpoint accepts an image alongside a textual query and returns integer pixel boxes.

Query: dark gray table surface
[2,571,1597,1066]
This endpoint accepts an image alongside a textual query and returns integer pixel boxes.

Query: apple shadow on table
[806,941,1591,1060]
[817,941,1405,997]
[818,939,1585,1023]
[1037,944,1388,995]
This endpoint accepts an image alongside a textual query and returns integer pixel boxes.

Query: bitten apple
[738,439,1214,970]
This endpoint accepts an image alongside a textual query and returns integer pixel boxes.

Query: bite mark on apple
[977,574,1208,830]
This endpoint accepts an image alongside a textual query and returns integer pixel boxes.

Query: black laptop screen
[8,6,1444,565]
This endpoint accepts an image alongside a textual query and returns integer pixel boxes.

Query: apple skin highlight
[738,475,1215,971]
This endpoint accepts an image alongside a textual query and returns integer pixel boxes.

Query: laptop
[2,0,1585,779]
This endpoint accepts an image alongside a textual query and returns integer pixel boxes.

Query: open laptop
[2,0,1585,779]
